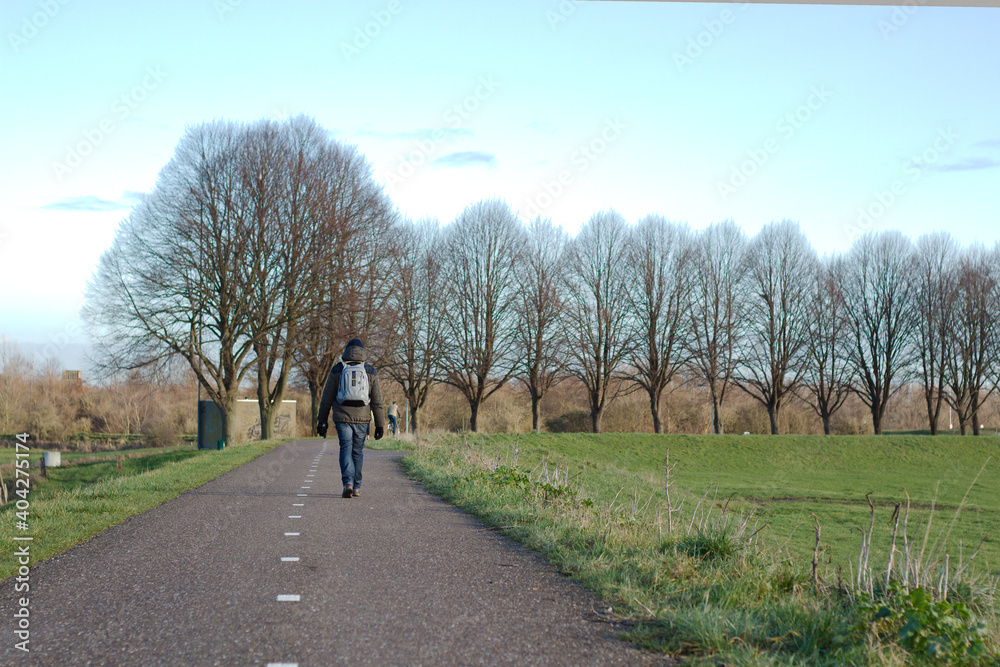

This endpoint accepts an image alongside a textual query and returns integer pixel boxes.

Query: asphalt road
[0,439,668,666]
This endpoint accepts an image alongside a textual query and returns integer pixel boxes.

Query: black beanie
[346,338,364,349]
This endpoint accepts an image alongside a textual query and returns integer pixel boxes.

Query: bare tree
[241,118,328,439]
[292,136,396,433]
[0,338,32,435]
[798,256,852,435]
[838,231,918,434]
[85,116,393,442]
[943,244,998,435]
[912,232,959,435]
[84,121,257,442]
[625,216,692,433]
[384,219,446,434]
[734,220,817,434]
[439,200,525,432]
[514,217,569,432]
[563,210,633,433]
[686,220,749,434]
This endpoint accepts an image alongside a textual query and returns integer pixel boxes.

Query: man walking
[316,338,386,498]
[387,401,399,435]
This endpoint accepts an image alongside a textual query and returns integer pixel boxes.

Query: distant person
[316,338,386,498]
[387,401,399,435]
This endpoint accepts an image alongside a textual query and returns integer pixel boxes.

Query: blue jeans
[388,415,397,434]
[335,422,368,489]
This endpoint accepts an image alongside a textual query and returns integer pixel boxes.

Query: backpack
[336,362,370,405]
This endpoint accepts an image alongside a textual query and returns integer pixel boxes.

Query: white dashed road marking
[284,532,300,536]
[281,557,300,562]
[276,595,300,602]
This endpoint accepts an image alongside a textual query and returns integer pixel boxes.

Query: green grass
[467,433,1000,571]
[0,439,285,580]
[25,449,205,494]
[403,433,1000,665]
[0,443,195,467]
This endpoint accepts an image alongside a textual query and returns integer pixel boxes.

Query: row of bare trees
[85,116,999,438]
[385,207,999,436]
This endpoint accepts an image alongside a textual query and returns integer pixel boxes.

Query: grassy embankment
[403,433,999,665]
[0,439,284,580]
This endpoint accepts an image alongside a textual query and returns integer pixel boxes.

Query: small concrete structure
[43,451,62,467]
[198,399,297,448]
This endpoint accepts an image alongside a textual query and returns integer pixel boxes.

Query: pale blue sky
[1,0,998,370]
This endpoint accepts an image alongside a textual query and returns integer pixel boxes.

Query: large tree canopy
[84,116,394,441]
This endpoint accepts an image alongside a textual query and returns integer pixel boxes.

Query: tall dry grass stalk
[837,457,995,607]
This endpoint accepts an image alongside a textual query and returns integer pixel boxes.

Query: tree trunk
[531,395,541,432]
[971,393,982,435]
[767,403,779,435]
[469,402,479,433]
[409,402,419,434]
[649,388,662,434]
[926,390,942,435]
[308,379,321,435]
[710,390,722,435]
[821,413,831,435]
[259,404,276,441]
[221,399,237,445]
[591,405,603,434]
[870,395,883,435]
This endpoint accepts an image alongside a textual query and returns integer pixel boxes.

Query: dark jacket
[317,343,386,428]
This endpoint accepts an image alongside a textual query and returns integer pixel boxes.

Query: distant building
[62,370,83,389]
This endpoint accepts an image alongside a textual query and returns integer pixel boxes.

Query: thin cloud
[928,157,1000,173]
[43,192,143,212]
[973,139,1000,150]
[432,151,496,168]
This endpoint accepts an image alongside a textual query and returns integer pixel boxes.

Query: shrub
[545,410,590,433]
[855,585,991,664]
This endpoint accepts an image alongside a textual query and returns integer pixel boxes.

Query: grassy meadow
[403,432,1000,665]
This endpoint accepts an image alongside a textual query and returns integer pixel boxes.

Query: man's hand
[374,426,384,440]
[317,422,328,438]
